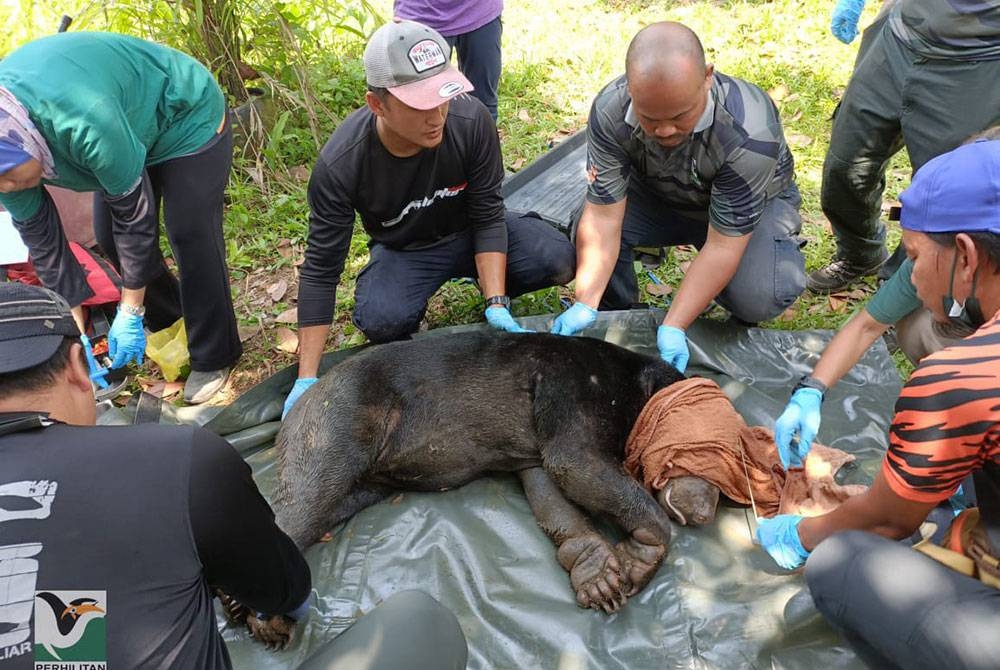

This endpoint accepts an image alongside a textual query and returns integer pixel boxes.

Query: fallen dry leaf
[139,380,184,399]
[678,260,692,274]
[828,295,848,312]
[277,239,294,259]
[517,108,532,123]
[768,83,790,102]
[275,307,298,324]
[288,165,310,182]
[237,325,257,342]
[786,133,813,148]
[510,157,526,170]
[267,279,288,302]
[245,166,264,188]
[275,327,299,354]
[777,305,798,321]
[646,283,674,297]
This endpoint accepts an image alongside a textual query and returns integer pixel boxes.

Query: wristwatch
[793,374,828,398]
[484,295,510,309]
[119,303,146,317]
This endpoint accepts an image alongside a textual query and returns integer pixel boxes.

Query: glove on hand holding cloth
[623,377,866,520]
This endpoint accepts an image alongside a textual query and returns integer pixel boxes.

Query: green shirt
[0,32,224,220]
[865,258,921,324]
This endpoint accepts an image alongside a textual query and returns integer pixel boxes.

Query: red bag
[4,243,122,306]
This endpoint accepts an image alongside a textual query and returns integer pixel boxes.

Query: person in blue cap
[808,0,1000,294]
[0,32,241,404]
[757,138,1000,668]
[773,125,1000,472]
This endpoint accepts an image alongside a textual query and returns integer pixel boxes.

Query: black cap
[0,283,80,375]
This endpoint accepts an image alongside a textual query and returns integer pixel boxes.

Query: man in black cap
[0,282,467,669]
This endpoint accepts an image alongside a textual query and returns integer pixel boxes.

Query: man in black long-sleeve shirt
[286,20,575,417]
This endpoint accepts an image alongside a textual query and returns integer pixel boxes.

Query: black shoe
[806,251,889,294]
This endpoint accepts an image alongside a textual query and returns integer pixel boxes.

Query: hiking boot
[806,251,889,294]
[184,367,231,404]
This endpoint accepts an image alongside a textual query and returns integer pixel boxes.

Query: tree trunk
[182,0,248,102]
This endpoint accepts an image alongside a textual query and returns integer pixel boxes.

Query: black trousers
[806,530,1000,670]
[93,126,242,372]
[352,211,575,344]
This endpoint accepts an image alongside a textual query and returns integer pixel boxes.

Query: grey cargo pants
[821,17,1000,265]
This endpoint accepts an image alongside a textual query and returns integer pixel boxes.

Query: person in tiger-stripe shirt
[757,138,1000,669]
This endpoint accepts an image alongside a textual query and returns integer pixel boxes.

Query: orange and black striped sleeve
[882,317,1000,503]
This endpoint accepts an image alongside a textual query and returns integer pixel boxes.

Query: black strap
[0,412,51,437]
[132,391,163,425]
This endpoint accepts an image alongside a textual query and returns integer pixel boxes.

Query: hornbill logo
[34,592,105,660]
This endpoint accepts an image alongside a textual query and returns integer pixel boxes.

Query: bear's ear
[639,365,663,398]
[639,362,683,397]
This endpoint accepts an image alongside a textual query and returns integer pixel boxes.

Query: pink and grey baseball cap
[363,20,474,110]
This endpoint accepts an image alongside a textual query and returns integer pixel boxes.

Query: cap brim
[388,66,474,110]
[0,334,64,375]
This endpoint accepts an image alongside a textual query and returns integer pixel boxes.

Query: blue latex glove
[108,309,145,369]
[283,377,318,420]
[79,335,109,390]
[775,387,824,469]
[485,306,531,333]
[756,514,810,570]
[656,325,689,374]
[550,302,597,336]
[830,0,866,43]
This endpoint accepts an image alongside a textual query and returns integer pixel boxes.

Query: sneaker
[183,367,231,405]
[806,251,889,294]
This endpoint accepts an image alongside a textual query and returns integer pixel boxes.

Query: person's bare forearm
[296,324,331,379]
[120,286,146,310]
[475,251,507,300]
[811,309,890,388]
[574,200,627,307]
[663,229,747,329]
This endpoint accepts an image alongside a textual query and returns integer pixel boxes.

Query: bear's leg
[519,467,627,613]
[541,445,674,598]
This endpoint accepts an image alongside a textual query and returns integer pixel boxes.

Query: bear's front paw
[614,527,667,596]
[557,532,628,614]
[246,613,297,651]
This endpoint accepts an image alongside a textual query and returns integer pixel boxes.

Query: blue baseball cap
[0,137,33,174]
[900,139,1000,235]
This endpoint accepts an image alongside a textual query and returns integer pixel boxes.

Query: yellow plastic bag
[145,318,190,382]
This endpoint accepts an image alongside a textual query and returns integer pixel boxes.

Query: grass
[5,0,919,391]
[217,0,918,391]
